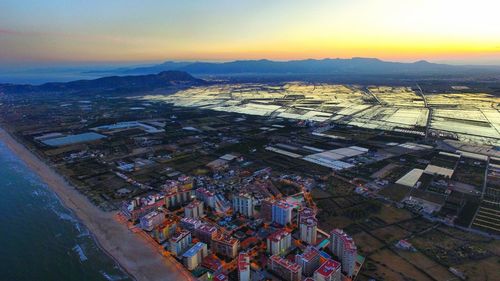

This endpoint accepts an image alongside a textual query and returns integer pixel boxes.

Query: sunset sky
[1,0,500,66]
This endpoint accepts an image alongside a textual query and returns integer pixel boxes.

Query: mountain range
[2,58,500,95]
[116,58,500,77]
[0,71,204,94]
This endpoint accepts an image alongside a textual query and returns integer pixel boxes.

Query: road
[365,88,382,105]
[416,84,432,140]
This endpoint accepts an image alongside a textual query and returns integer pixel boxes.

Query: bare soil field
[368,249,433,281]
[375,204,414,224]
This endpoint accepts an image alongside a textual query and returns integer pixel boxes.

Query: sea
[0,141,132,281]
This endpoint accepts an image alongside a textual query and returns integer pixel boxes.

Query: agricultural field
[470,163,500,234]
[140,83,500,145]
[369,86,425,107]
[374,205,414,224]
[394,250,456,281]
[371,225,410,243]
[353,231,384,254]
[410,229,492,267]
[431,108,500,139]
[455,257,500,281]
[358,218,499,281]
[378,184,412,201]
[363,249,434,281]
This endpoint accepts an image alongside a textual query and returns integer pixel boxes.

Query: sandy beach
[0,127,193,281]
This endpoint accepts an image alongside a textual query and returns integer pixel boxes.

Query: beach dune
[0,128,193,281]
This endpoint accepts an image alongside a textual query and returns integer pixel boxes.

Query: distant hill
[0,71,205,94]
[121,61,193,75]
[120,58,500,77]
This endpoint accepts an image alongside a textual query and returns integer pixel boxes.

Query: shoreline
[0,127,191,281]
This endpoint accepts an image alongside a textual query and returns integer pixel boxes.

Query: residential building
[121,196,164,221]
[180,217,203,231]
[185,200,204,219]
[195,188,216,208]
[313,259,341,281]
[211,233,240,259]
[233,193,254,217]
[169,230,192,256]
[238,253,251,281]
[152,217,177,243]
[163,183,194,209]
[195,224,218,244]
[182,242,208,270]
[330,229,357,277]
[268,255,302,281]
[267,229,291,255]
[272,200,293,226]
[260,198,274,222]
[299,217,318,245]
[201,254,223,272]
[298,207,316,223]
[139,211,164,231]
[295,246,321,277]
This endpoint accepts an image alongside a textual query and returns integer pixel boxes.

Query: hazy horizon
[2,56,500,72]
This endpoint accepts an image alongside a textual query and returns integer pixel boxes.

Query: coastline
[0,127,192,281]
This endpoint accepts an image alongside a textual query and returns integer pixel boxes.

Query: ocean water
[0,141,132,281]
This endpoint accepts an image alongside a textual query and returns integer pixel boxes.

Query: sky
[1,0,500,66]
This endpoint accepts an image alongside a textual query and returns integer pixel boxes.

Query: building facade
[185,200,204,219]
[260,198,274,222]
[163,183,194,209]
[139,211,164,232]
[182,242,208,270]
[169,230,192,256]
[267,229,291,255]
[211,233,240,259]
[232,193,254,217]
[195,188,216,208]
[330,229,357,277]
[122,196,164,221]
[195,224,218,244]
[295,246,321,277]
[272,200,293,226]
[299,217,318,245]
[238,253,251,281]
[180,217,203,232]
[152,218,177,243]
[268,255,302,281]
